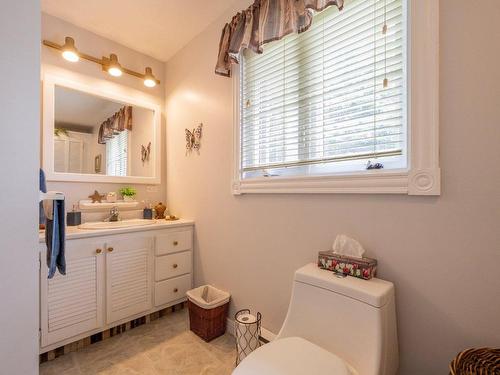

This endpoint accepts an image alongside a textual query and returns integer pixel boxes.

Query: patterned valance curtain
[215,0,344,77]
[98,106,132,144]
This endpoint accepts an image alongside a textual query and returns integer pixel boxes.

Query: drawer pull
[172,263,178,269]
[108,247,114,252]
[173,241,179,246]
[96,248,102,254]
[173,288,179,293]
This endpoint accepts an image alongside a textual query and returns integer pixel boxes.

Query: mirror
[43,73,161,184]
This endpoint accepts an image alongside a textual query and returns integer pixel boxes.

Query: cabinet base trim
[40,301,186,363]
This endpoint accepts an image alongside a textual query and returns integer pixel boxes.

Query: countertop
[39,218,194,243]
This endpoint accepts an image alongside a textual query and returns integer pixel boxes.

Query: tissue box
[318,251,377,280]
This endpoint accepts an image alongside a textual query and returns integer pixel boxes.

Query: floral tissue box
[318,251,377,280]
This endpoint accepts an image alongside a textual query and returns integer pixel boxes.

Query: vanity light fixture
[42,36,160,88]
[61,37,79,62]
[105,54,123,77]
[143,67,157,88]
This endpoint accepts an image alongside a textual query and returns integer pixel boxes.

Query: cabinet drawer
[155,274,191,306]
[156,251,192,281]
[156,230,192,255]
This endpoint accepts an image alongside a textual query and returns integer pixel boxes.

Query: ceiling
[42,0,238,62]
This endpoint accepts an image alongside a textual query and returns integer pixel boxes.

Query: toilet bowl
[233,263,398,375]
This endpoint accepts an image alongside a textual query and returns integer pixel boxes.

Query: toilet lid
[232,337,352,375]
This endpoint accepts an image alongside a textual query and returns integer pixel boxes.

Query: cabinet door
[105,236,153,325]
[40,239,104,347]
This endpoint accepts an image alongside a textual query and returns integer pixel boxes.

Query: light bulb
[108,67,123,77]
[143,67,157,87]
[61,37,79,62]
[144,78,156,87]
[107,54,122,77]
[62,50,79,62]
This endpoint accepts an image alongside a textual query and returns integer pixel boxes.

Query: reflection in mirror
[53,85,155,178]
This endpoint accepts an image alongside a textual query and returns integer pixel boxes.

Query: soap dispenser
[67,204,82,226]
[143,201,154,220]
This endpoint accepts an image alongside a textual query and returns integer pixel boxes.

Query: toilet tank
[277,264,398,375]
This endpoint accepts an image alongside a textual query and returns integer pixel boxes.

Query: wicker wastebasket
[450,348,500,375]
[187,285,230,342]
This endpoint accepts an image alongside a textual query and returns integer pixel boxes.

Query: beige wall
[42,13,166,209]
[165,0,500,373]
[0,1,40,373]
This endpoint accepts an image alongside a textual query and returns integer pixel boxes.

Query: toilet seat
[232,337,352,375]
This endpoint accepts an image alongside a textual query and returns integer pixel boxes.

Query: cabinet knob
[172,263,178,269]
[96,248,102,254]
[173,288,178,293]
[108,247,114,252]
[173,241,179,246]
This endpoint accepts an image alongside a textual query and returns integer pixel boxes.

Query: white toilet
[233,263,398,375]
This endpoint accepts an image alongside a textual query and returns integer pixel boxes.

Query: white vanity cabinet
[40,238,105,347]
[105,235,154,325]
[39,222,193,352]
[154,229,193,306]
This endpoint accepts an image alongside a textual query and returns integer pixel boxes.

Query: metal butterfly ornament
[141,142,151,163]
[185,123,203,155]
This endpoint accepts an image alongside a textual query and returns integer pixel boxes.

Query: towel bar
[39,191,65,202]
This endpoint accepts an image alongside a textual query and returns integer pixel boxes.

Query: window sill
[232,168,440,195]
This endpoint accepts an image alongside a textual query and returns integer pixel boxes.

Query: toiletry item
[317,232,376,280]
[154,202,167,219]
[106,192,117,203]
[235,310,262,365]
[66,204,81,226]
[332,234,366,259]
[318,251,377,280]
[143,208,153,220]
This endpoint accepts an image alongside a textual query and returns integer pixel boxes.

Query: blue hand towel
[46,198,66,278]
[40,168,66,278]
[39,169,47,226]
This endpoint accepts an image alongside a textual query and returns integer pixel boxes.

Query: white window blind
[240,0,406,179]
[106,130,128,176]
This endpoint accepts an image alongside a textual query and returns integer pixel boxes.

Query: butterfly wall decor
[141,142,151,163]
[185,123,203,155]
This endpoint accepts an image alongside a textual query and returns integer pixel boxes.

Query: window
[106,130,128,176]
[234,0,440,195]
[241,0,406,180]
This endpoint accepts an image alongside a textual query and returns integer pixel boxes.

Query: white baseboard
[226,318,277,342]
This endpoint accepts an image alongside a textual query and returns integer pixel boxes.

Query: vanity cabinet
[39,222,193,352]
[40,238,105,347]
[105,236,153,325]
[154,229,193,306]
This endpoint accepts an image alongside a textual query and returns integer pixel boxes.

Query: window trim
[232,0,440,195]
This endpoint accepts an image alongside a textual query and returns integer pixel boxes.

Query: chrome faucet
[105,206,120,222]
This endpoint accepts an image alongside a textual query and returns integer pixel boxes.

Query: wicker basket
[187,299,229,342]
[450,348,500,375]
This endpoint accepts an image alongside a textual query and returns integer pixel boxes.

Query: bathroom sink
[78,219,156,230]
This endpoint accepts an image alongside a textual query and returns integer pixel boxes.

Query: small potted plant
[119,187,137,202]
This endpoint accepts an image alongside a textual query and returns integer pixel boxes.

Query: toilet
[233,263,398,375]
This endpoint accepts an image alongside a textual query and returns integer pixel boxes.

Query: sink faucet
[105,206,120,222]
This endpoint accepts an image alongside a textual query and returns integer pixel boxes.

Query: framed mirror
[42,73,161,184]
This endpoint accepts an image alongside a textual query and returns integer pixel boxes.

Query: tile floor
[40,309,236,375]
